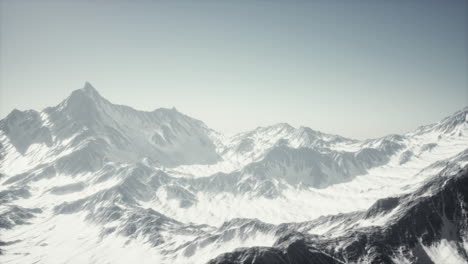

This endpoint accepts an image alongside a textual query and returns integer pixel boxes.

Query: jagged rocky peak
[61,82,199,129]
[82,81,98,94]
[76,81,103,99]
[62,82,105,108]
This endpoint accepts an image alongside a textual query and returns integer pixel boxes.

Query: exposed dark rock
[208,233,340,264]
[365,197,400,218]
[49,182,86,195]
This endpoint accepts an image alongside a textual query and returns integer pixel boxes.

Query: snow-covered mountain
[0,82,220,175]
[0,83,467,264]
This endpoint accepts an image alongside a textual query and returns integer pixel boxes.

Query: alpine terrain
[1,83,467,264]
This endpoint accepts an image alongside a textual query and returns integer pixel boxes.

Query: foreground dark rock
[208,233,340,264]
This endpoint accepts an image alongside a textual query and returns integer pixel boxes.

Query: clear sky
[1,0,467,139]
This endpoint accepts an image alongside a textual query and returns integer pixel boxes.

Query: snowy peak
[70,82,103,101]
[0,83,222,170]
[82,81,98,94]
[60,82,200,131]
[60,82,105,110]
[436,106,468,134]
[413,106,468,136]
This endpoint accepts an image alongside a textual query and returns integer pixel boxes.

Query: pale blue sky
[1,0,467,139]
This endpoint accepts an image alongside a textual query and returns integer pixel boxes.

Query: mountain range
[1,83,467,264]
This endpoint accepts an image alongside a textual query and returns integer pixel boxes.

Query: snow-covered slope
[0,83,467,264]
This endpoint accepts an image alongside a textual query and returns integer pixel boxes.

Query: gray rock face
[207,233,340,264]
[49,182,86,195]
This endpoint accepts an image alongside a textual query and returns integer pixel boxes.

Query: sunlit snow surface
[1,88,467,264]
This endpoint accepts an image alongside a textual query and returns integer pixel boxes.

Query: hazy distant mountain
[0,83,467,264]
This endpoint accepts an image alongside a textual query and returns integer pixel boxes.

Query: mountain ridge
[5,83,466,138]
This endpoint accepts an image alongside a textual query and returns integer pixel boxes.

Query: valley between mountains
[1,83,467,264]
